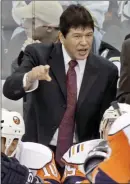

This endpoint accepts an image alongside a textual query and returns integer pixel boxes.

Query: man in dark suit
[3,4,118,168]
[117,38,130,104]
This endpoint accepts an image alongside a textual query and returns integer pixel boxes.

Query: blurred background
[1,0,130,114]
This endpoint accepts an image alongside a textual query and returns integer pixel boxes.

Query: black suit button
[61,104,67,109]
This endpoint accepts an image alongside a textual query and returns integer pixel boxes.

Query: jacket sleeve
[3,44,39,101]
[99,66,118,119]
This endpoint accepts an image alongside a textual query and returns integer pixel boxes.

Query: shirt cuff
[23,73,39,92]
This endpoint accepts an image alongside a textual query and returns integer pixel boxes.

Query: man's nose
[80,36,88,45]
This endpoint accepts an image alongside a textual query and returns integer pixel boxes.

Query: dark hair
[124,34,130,40]
[59,4,94,37]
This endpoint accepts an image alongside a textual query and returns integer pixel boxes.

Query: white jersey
[15,142,61,183]
[62,139,107,165]
[16,142,53,176]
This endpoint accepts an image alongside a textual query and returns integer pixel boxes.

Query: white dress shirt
[23,44,86,145]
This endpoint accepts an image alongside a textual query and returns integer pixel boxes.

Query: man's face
[60,27,94,60]
[1,137,18,156]
[22,18,59,43]
[33,26,59,43]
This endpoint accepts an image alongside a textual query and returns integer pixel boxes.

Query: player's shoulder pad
[109,113,130,135]
[16,142,52,169]
[62,139,105,164]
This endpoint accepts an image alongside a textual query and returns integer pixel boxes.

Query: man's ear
[59,31,65,45]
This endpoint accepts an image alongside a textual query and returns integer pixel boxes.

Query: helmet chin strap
[111,101,122,116]
[5,144,12,157]
[7,147,18,157]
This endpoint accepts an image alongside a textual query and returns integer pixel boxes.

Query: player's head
[1,108,25,157]
[100,102,130,140]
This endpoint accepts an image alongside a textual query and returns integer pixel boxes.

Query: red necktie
[56,60,77,166]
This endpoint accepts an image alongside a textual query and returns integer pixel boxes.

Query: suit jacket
[3,42,118,145]
[117,39,130,104]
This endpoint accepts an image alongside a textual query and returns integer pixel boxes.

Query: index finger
[44,65,50,70]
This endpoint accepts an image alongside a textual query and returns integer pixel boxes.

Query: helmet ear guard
[111,101,122,116]
[84,155,105,181]
[84,141,110,182]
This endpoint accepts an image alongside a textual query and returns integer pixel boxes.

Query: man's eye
[86,34,93,37]
[74,35,80,38]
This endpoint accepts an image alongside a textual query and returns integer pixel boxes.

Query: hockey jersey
[93,113,130,183]
[61,139,109,184]
[16,142,60,184]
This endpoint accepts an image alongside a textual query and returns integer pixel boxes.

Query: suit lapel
[48,44,99,106]
[48,43,67,101]
[77,53,99,110]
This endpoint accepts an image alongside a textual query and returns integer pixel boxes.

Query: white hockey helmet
[100,102,130,139]
[1,108,25,156]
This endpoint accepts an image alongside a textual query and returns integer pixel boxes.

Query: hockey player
[84,102,130,183]
[1,108,60,184]
[1,108,34,184]
[97,102,130,183]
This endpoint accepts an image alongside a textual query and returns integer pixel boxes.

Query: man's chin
[76,54,88,60]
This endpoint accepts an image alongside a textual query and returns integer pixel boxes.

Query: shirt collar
[62,44,86,72]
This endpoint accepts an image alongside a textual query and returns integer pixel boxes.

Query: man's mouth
[78,49,88,55]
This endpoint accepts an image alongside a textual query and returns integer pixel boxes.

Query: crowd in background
[1,1,130,79]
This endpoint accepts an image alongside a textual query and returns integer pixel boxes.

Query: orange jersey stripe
[36,154,61,183]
